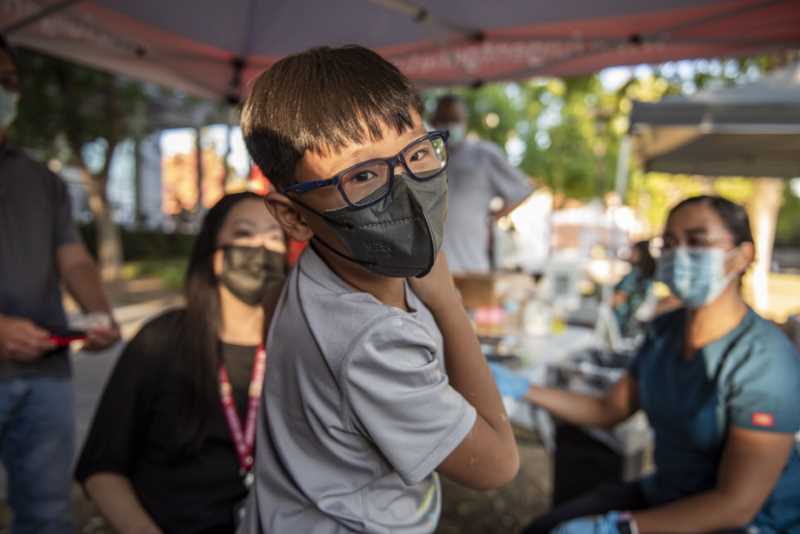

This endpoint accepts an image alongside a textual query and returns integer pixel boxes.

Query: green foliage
[78,225,196,261]
[628,171,708,235]
[424,72,676,201]
[121,259,187,291]
[9,48,149,166]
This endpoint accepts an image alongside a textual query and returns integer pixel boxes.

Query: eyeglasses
[283,130,449,209]
[658,235,735,254]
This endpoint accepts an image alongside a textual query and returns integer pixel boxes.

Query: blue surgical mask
[657,247,737,308]
[439,122,466,147]
[0,86,19,130]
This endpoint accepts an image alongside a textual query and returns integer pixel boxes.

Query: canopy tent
[628,62,800,313]
[630,62,800,177]
[2,0,799,102]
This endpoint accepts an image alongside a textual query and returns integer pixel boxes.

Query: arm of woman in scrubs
[631,427,795,532]
[526,373,640,429]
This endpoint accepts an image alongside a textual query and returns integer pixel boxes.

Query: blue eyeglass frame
[282,130,449,208]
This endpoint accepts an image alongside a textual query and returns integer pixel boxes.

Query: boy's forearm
[426,296,513,437]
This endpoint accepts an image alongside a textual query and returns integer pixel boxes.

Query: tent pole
[748,177,784,315]
[3,0,84,35]
[615,135,632,199]
[194,127,204,220]
[601,134,630,320]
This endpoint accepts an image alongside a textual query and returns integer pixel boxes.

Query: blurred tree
[10,49,150,280]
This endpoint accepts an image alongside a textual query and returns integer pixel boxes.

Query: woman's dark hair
[632,240,656,279]
[241,45,422,190]
[177,191,266,453]
[668,195,754,245]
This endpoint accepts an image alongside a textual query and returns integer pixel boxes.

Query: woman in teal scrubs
[494,196,800,533]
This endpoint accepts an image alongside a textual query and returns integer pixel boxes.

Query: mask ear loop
[723,245,747,287]
[699,245,742,306]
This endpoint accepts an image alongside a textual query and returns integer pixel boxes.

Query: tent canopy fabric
[2,0,799,101]
[630,62,800,177]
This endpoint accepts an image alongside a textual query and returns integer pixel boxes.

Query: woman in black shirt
[76,192,286,534]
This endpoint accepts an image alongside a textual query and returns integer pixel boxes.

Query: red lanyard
[219,344,266,486]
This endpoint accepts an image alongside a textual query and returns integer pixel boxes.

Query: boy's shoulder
[291,246,439,362]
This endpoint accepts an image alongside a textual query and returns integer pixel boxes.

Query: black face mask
[219,245,286,306]
[297,172,447,278]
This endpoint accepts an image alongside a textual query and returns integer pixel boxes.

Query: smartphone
[49,329,88,347]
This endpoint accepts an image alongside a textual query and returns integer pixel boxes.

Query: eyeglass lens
[339,135,447,207]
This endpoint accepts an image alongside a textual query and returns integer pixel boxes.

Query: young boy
[240,45,519,533]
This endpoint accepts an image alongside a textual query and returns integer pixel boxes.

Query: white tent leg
[749,177,785,315]
[597,134,633,310]
[614,135,632,198]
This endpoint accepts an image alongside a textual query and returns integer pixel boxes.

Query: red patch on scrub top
[752,412,775,428]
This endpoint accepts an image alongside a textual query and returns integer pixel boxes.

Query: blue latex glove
[552,512,630,534]
[488,362,530,401]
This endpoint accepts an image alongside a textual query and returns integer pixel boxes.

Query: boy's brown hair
[241,45,422,190]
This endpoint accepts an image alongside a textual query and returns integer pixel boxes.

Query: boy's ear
[264,192,313,242]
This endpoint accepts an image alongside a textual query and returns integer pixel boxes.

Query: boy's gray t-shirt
[243,246,476,534]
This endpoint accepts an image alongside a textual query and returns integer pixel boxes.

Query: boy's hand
[408,252,460,312]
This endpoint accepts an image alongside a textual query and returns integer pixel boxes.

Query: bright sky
[598,66,634,91]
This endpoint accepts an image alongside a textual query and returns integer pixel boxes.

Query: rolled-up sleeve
[342,314,476,485]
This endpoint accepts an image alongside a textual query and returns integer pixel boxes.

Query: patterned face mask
[219,245,285,306]
[657,246,738,308]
